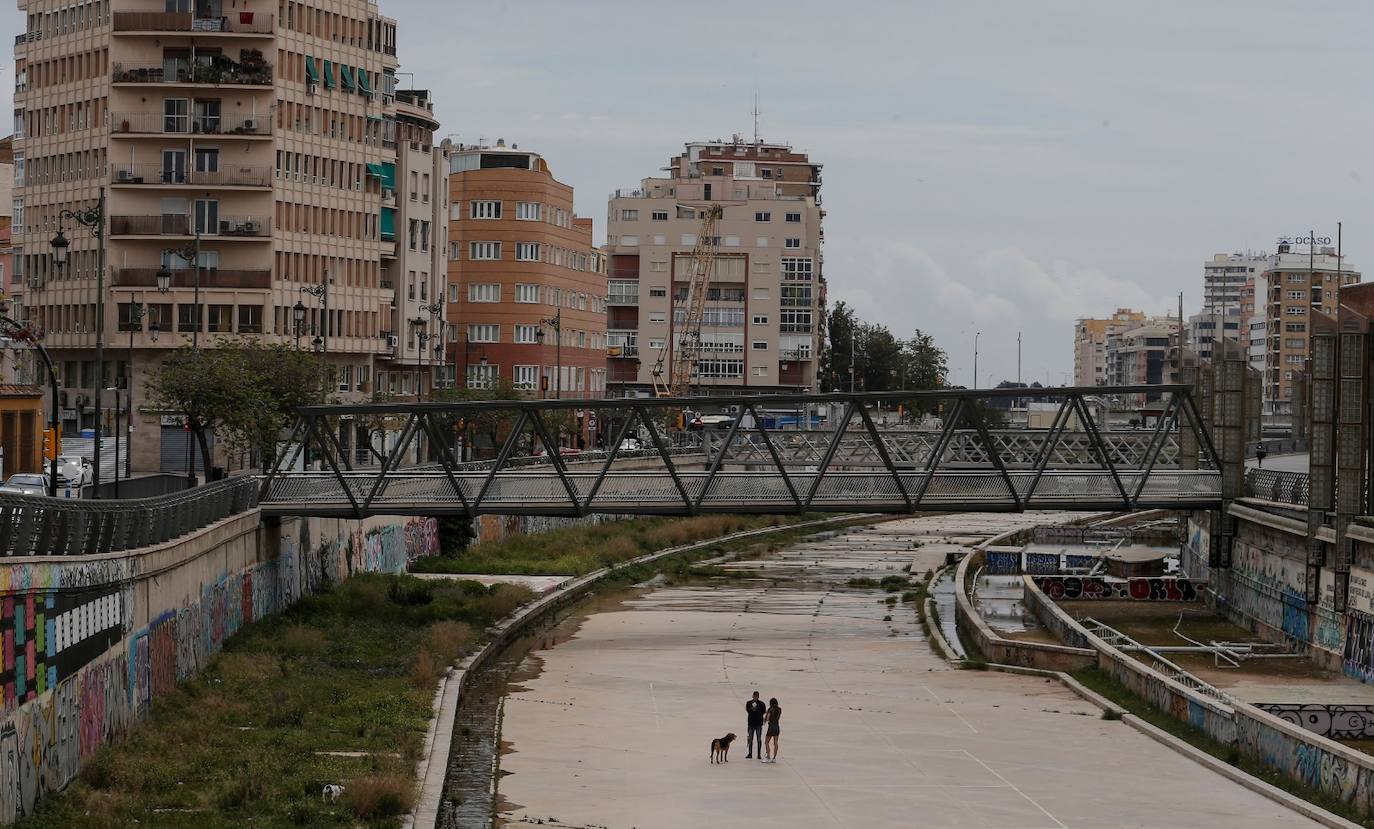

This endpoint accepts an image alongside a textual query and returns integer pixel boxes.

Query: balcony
[110,215,271,238]
[113,268,271,290]
[113,112,270,137]
[113,11,275,34]
[608,344,639,358]
[112,57,272,87]
[606,291,639,305]
[113,164,272,188]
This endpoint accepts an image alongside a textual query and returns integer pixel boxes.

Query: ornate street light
[52,193,107,496]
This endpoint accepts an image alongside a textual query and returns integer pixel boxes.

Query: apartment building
[446,142,606,399]
[1072,308,1144,387]
[12,0,442,473]
[1186,309,1241,363]
[1263,244,1360,413]
[1105,315,1180,406]
[1204,251,1271,317]
[604,137,824,396]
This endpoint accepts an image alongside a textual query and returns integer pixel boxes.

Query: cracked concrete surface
[494,513,1325,828]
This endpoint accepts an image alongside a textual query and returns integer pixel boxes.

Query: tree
[148,339,334,475]
[819,302,858,392]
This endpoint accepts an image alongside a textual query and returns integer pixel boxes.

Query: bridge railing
[0,476,259,556]
[1244,468,1309,507]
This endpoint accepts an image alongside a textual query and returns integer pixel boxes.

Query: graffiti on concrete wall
[1346,610,1374,684]
[1256,704,1374,740]
[1024,552,1060,575]
[1033,576,1200,601]
[984,550,1020,575]
[472,513,618,545]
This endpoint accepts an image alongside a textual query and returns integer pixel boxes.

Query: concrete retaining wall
[0,509,440,823]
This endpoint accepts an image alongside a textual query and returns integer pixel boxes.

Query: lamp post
[118,289,157,497]
[537,309,562,399]
[420,300,444,392]
[0,307,62,497]
[51,189,107,497]
[973,331,981,390]
[158,233,203,488]
[292,300,306,349]
[301,282,328,354]
[410,316,431,400]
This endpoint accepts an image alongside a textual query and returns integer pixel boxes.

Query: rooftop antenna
[752,93,760,144]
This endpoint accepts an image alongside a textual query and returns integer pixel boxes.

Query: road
[1247,452,1309,472]
[492,513,1324,829]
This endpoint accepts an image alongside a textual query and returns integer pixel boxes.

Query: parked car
[0,473,51,496]
[55,455,93,488]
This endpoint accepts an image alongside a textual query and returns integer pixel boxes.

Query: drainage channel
[434,588,636,829]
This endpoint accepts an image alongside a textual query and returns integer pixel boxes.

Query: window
[681,234,697,246]
[752,341,768,350]
[516,201,542,221]
[470,200,501,219]
[619,235,639,247]
[752,315,769,325]
[237,305,263,333]
[648,338,665,349]
[752,366,769,377]
[779,309,812,332]
[1286,290,1304,300]
[648,311,666,323]
[650,260,668,272]
[1285,354,1304,364]
[467,363,497,389]
[755,212,771,222]
[1285,323,1306,332]
[752,288,770,300]
[448,283,460,303]
[785,212,802,223]
[651,210,669,221]
[469,241,501,260]
[781,258,813,280]
[784,238,801,249]
[468,323,499,343]
[1284,338,1305,349]
[514,324,539,343]
[468,283,501,302]
[723,235,740,247]
[621,209,639,221]
[649,287,667,297]
[697,359,743,378]
[513,364,537,390]
[516,242,541,261]
[515,283,540,303]
[1287,273,1306,283]
[1285,307,1306,316]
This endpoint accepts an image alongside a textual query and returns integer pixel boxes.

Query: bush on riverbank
[410,515,800,576]
[17,574,533,829]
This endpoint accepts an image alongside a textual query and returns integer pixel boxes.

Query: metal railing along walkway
[259,386,1224,519]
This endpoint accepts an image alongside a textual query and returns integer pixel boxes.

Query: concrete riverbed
[487,513,1326,829]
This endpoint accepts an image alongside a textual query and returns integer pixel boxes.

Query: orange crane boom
[652,203,723,399]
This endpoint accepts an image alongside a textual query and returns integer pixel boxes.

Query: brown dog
[710,732,736,764]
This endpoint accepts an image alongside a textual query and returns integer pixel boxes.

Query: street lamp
[410,317,431,400]
[537,308,562,399]
[155,268,171,294]
[52,191,107,496]
[292,300,307,349]
[159,235,202,489]
[420,300,444,390]
[301,282,328,355]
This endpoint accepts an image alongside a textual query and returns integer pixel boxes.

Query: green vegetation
[413,515,803,576]
[19,574,533,829]
[1072,667,1374,829]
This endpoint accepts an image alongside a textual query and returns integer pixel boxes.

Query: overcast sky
[6,1,1371,386]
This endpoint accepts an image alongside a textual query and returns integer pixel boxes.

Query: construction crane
[652,203,724,400]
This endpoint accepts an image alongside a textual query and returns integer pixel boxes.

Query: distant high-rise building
[1203,252,1272,317]
[1105,315,1182,407]
[1073,308,1145,386]
[1263,244,1360,413]
[605,137,824,396]
[1187,309,1242,364]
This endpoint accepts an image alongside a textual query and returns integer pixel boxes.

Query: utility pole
[973,331,980,389]
[1016,331,1021,386]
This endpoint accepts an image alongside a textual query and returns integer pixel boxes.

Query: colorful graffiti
[0,513,441,822]
[1024,552,1060,575]
[1033,576,1200,601]
[1256,704,1374,740]
[984,550,1020,575]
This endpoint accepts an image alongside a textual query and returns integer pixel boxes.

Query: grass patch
[1072,667,1374,828]
[17,574,533,829]
[412,515,809,576]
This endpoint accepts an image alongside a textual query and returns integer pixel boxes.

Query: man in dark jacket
[745,691,766,759]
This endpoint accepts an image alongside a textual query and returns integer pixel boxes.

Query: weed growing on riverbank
[17,575,533,829]
[412,515,806,576]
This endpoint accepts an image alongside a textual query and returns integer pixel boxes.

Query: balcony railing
[608,345,640,357]
[606,292,639,305]
[112,60,272,86]
[113,268,271,289]
[110,215,270,237]
[113,164,272,188]
[113,11,275,34]
[113,112,270,136]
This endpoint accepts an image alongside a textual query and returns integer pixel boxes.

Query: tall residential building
[1073,308,1144,386]
[1263,244,1360,413]
[604,137,824,396]
[1186,309,1242,363]
[1203,252,1271,317]
[12,0,444,473]
[1105,315,1181,406]
[445,142,607,400]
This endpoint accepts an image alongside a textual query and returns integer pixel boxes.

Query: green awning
[365,114,383,122]
[305,55,318,82]
[357,68,372,95]
[379,162,396,191]
[340,65,355,90]
[380,207,395,240]
[322,59,335,89]
[365,163,385,178]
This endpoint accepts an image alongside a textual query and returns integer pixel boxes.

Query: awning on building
[365,163,385,178]
[322,59,336,88]
[305,56,319,83]
[340,65,355,90]
[357,68,372,95]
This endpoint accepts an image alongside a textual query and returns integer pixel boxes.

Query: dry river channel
[437,512,1327,829]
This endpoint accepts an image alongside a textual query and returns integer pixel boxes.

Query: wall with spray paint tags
[0,510,439,822]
